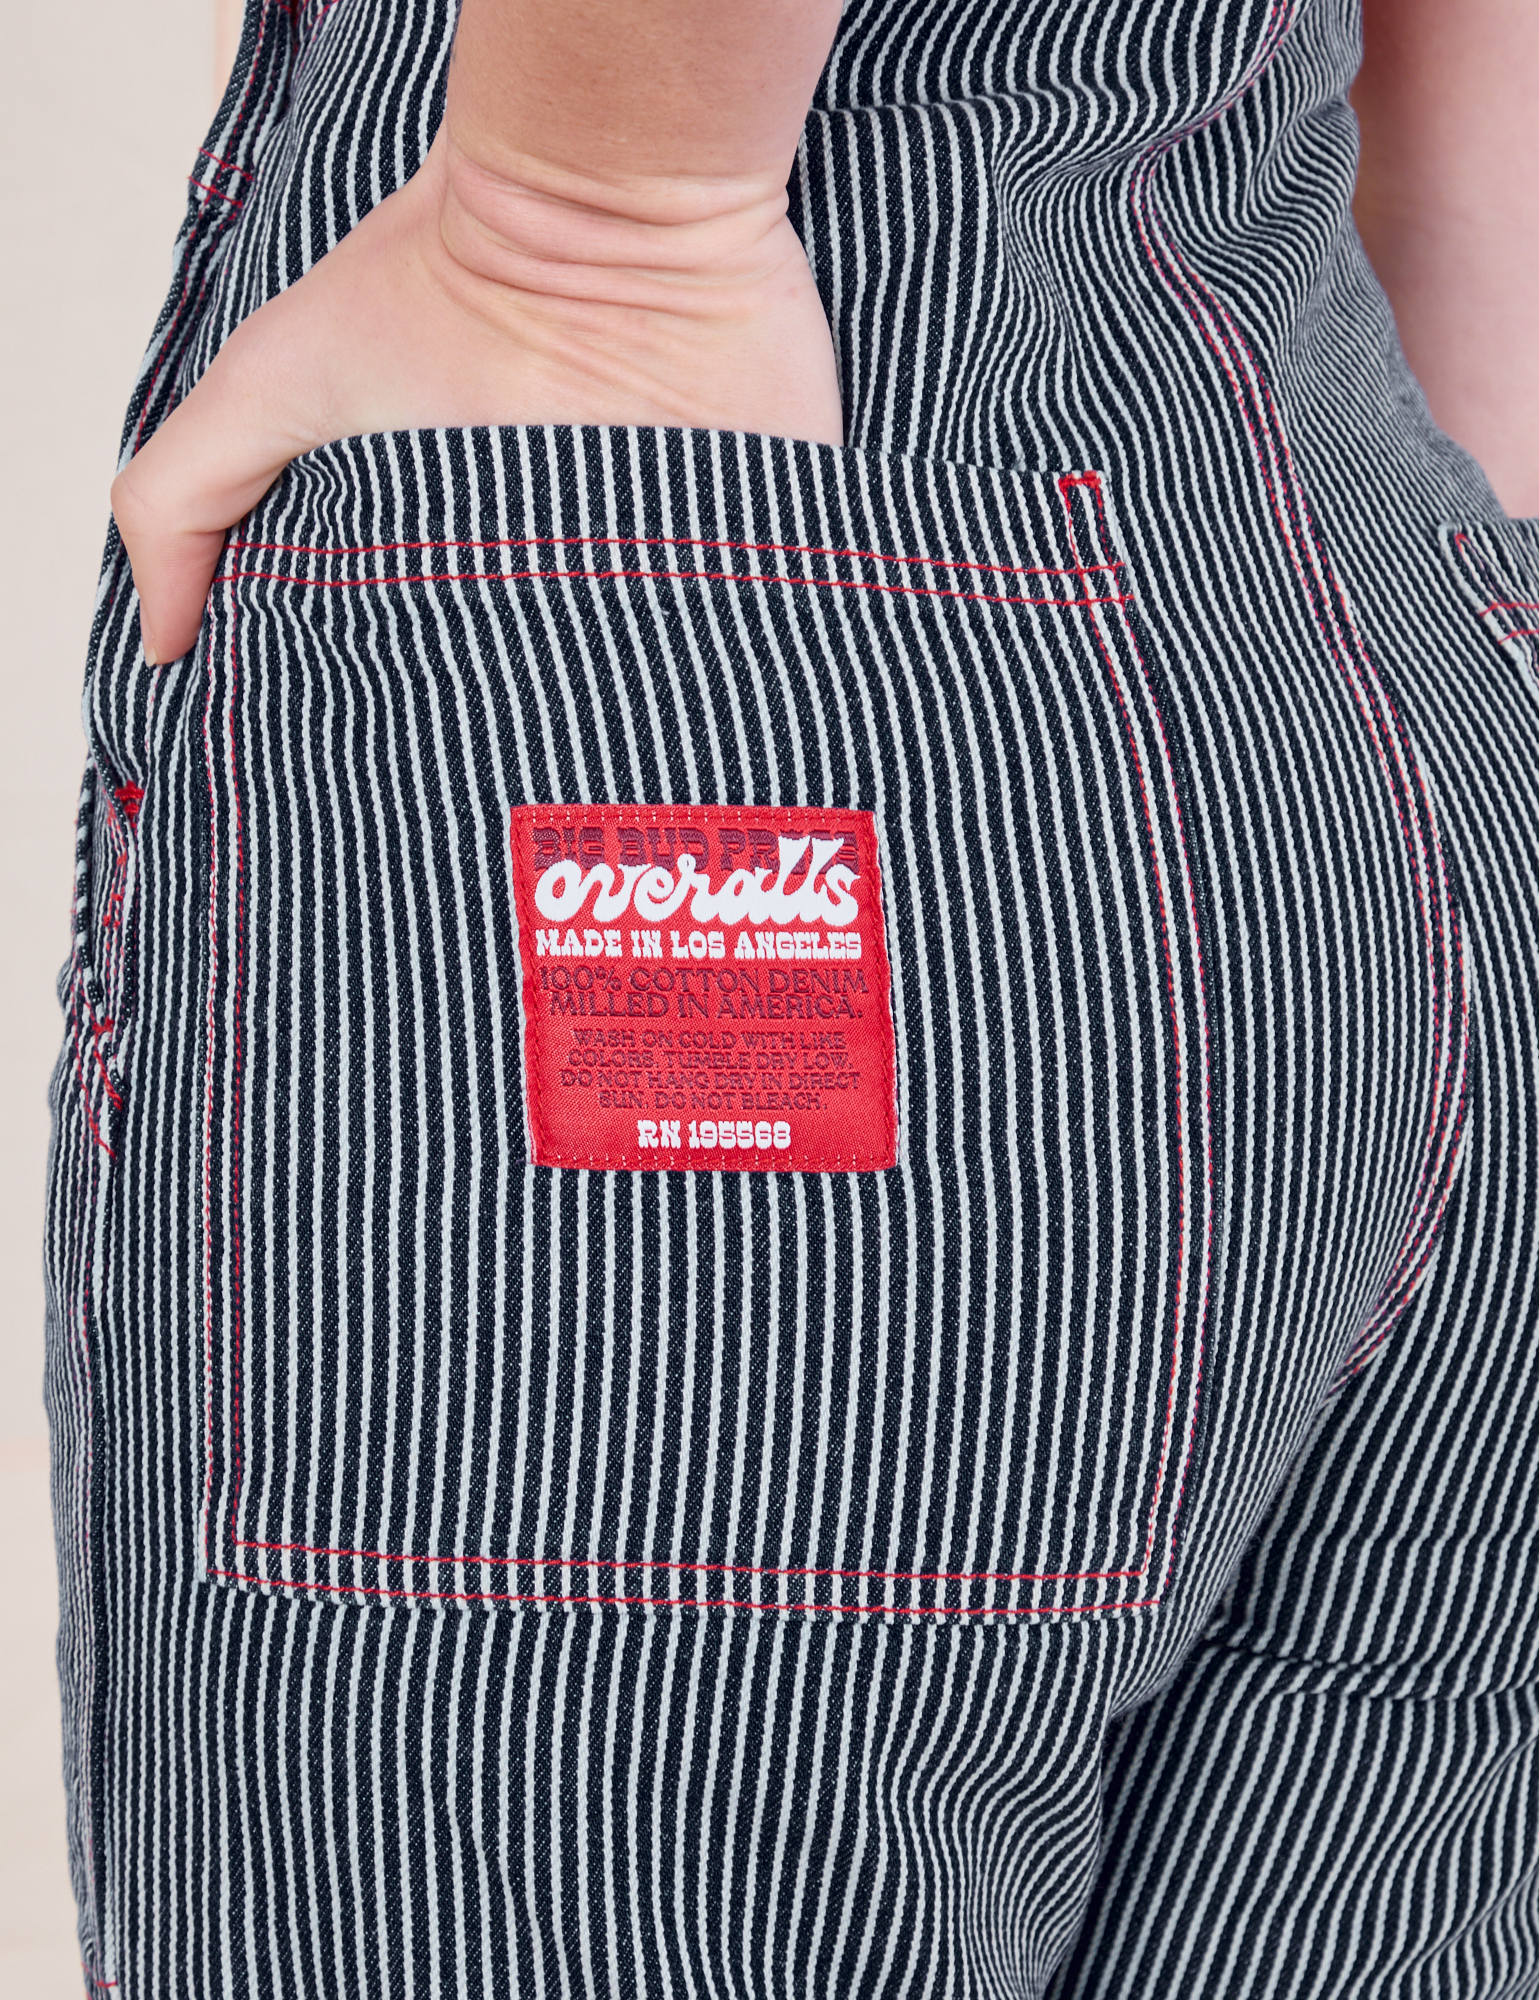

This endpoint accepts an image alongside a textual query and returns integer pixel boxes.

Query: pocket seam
[202,468,1211,1619]
[223,524,1131,613]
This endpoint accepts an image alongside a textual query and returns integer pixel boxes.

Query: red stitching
[188,176,244,209]
[210,1565,1158,1616]
[203,503,1202,1603]
[1453,534,1539,642]
[228,594,249,1553]
[223,526,1124,590]
[70,976,113,1159]
[224,561,1130,614]
[1057,473,1213,1594]
[210,511,1186,1608]
[113,781,144,828]
[204,455,1205,1609]
[74,916,123,1106]
[1129,1,1468,1389]
[1253,335,1466,1367]
[1097,477,1216,1586]
[88,1015,121,1110]
[72,1162,104,1958]
[197,145,254,182]
[232,1534,1142,1586]
[202,586,228,1575]
[206,524,1164,1604]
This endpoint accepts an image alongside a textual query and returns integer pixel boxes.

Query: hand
[110,125,843,664]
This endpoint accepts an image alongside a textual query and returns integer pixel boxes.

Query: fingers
[111,330,313,664]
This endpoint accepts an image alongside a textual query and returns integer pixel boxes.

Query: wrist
[432,123,798,318]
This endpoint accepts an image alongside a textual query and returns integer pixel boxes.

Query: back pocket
[197,424,1209,1619]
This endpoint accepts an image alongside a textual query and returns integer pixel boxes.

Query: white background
[0,1,217,1986]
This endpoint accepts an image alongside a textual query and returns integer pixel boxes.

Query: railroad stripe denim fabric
[45,0,1539,1992]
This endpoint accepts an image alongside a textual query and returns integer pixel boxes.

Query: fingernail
[142,627,159,668]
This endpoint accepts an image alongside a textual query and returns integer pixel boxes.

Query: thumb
[110,333,316,665]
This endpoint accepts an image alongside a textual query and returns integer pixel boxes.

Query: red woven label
[509,804,898,1172]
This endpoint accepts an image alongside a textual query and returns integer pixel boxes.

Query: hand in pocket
[110,0,845,667]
